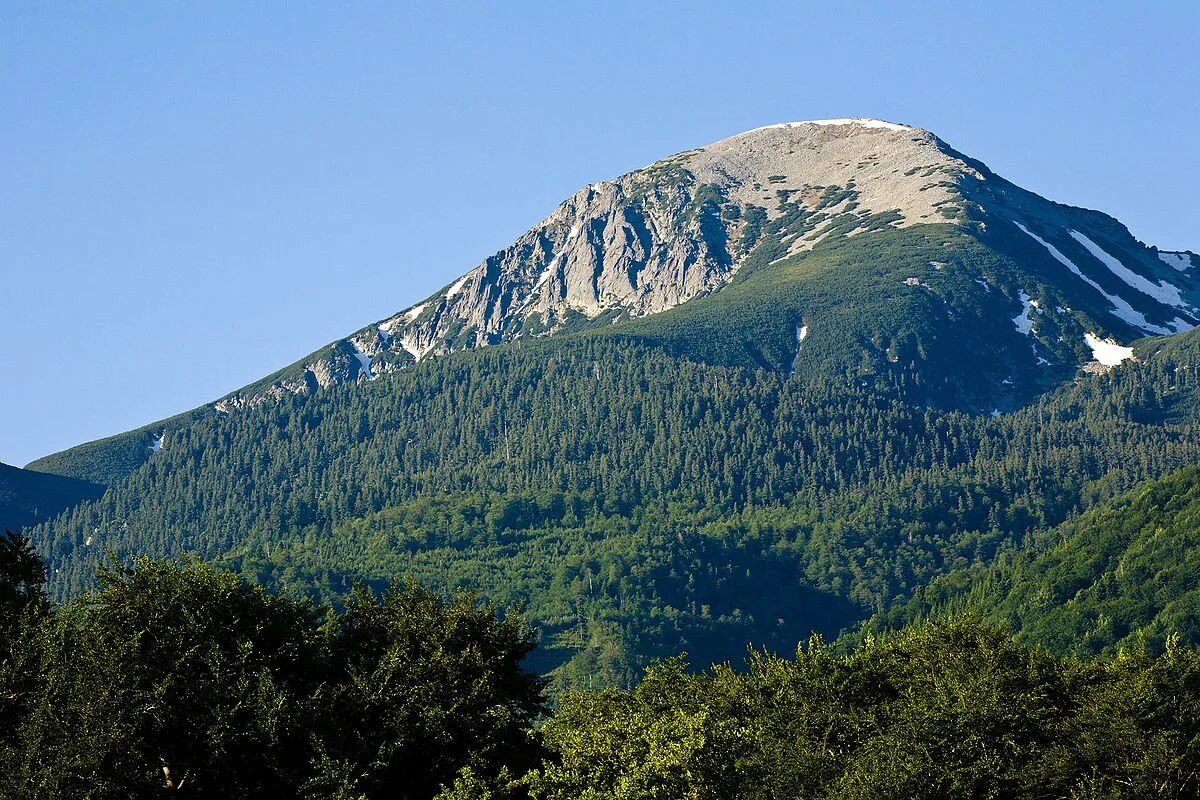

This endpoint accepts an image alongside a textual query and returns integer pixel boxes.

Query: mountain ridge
[0,462,104,531]
[23,118,1200,512]
[203,118,1196,411]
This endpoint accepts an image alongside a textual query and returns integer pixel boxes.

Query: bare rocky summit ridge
[376,119,977,349]
[688,119,980,231]
[214,118,1198,411]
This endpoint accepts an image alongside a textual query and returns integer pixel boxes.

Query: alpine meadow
[5,104,1200,797]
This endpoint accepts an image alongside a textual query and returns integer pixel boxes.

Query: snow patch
[789,323,809,377]
[348,341,374,380]
[400,336,434,363]
[1014,222,1176,336]
[517,257,559,312]
[1068,231,1188,309]
[567,222,582,240]
[534,254,559,291]
[1159,252,1194,272]
[1011,290,1039,335]
[445,274,471,298]
[403,302,428,322]
[742,118,912,135]
[148,433,164,454]
[975,278,991,293]
[1084,333,1135,366]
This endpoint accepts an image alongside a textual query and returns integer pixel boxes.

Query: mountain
[210,119,1198,409]
[30,119,1199,485]
[20,119,1200,686]
[0,462,103,533]
[31,119,1200,478]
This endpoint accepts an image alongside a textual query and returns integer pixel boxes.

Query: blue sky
[2,1,1198,467]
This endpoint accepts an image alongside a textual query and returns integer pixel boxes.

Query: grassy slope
[24,407,211,485]
[607,223,1088,411]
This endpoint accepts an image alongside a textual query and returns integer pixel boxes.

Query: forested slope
[19,123,1200,687]
[28,324,1200,685]
[888,463,1200,655]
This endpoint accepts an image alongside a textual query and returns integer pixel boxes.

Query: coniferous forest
[26,327,1200,687]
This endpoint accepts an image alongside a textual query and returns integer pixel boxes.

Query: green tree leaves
[308,580,545,799]
[529,619,1200,800]
[3,547,1200,798]
[0,558,547,800]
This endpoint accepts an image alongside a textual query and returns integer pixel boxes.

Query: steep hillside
[29,329,1200,685]
[891,464,1200,656]
[0,463,103,532]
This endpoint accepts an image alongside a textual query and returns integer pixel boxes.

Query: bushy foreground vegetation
[0,532,543,799]
[3,531,1199,799]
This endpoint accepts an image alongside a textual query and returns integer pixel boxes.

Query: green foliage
[8,557,325,798]
[0,529,47,628]
[527,658,757,799]
[4,547,1200,799]
[890,464,1200,657]
[307,580,545,800]
[27,324,1200,686]
[0,530,48,749]
[221,492,862,689]
[529,618,1200,799]
[0,557,547,800]
[434,767,523,800]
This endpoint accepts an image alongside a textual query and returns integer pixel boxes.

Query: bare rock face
[214,118,1199,409]
[371,119,972,360]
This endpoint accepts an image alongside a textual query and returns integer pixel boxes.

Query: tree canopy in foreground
[1,532,1198,799]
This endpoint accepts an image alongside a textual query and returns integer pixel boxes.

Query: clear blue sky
[2,2,1197,468]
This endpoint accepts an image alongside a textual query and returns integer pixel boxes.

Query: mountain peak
[737,117,916,135]
[206,119,1197,413]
